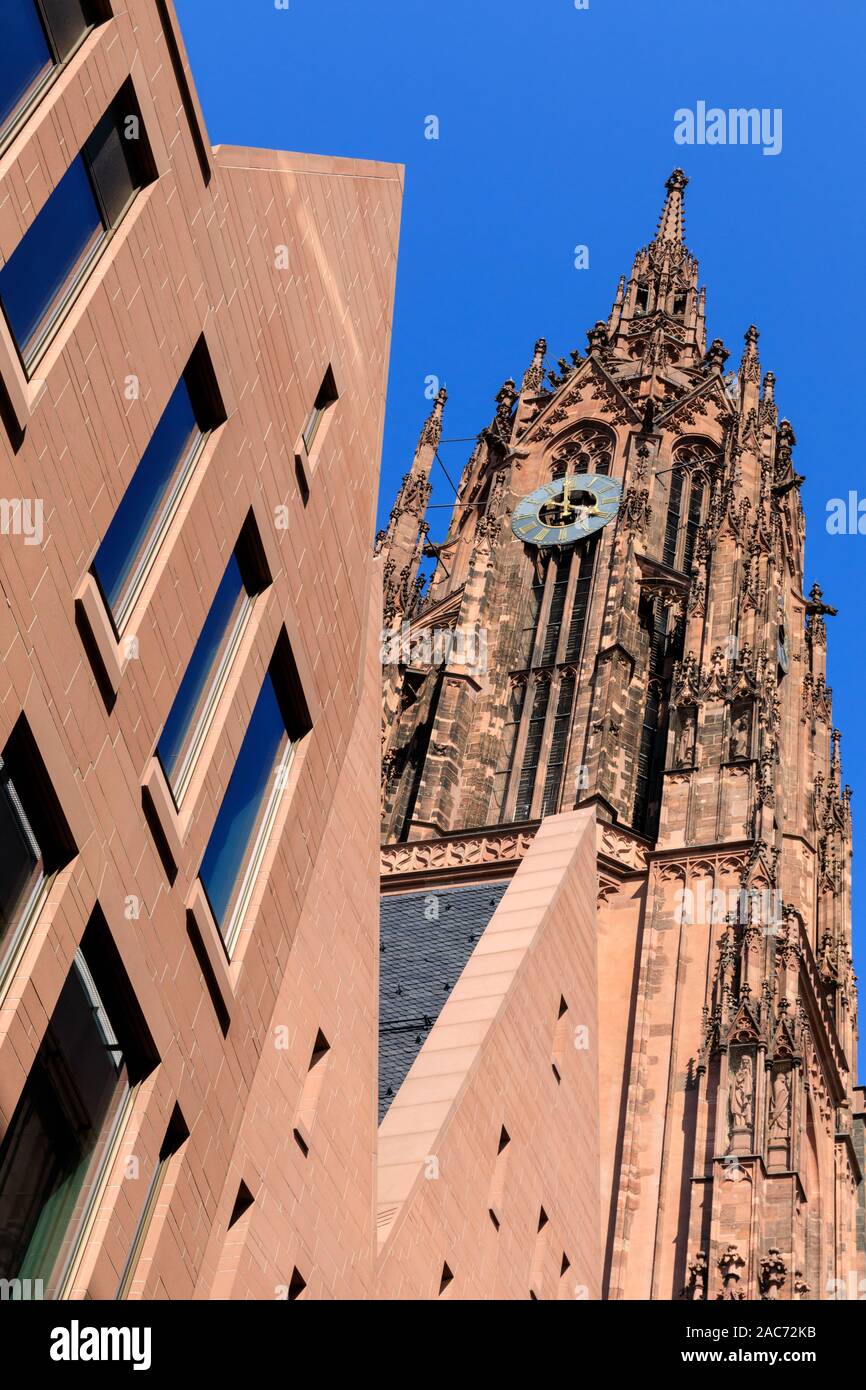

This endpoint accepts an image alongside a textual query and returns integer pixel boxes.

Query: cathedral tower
[379,171,863,1299]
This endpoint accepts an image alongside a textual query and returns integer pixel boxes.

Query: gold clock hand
[558,475,574,521]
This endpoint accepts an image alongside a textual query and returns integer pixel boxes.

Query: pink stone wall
[376,810,602,1299]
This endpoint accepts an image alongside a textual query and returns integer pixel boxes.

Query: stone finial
[739,324,761,385]
[655,168,689,245]
[521,338,547,394]
[586,320,608,354]
[704,338,729,374]
[417,386,448,451]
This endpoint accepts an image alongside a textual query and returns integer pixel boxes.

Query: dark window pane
[302,366,338,452]
[41,0,92,62]
[514,680,550,821]
[0,152,102,355]
[93,376,200,620]
[85,105,138,227]
[663,468,683,569]
[200,674,288,932]
[158,554,248,788]
[0,955,129,1296]
[0,1,53,134]
[0,770,42,957]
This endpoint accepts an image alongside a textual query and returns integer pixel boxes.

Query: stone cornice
[380,822,540,892]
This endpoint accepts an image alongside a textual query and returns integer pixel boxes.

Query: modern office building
[0,0,401,1298]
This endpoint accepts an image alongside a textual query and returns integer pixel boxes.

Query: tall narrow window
[0,717,75,992]
[116,1105,187,1300]
[157,518,268,803]
[519,564,546,666]
[92,339,224,630]
[514,679,550,821]
[664,441,716,573]
[0,82,153,367]
[563,538,596,661]
[681,477,705,575]
[1,1,99,144]
[633,602,669,835]
[1,2,53,137]
[493,681,526,823]
[540,673,576,816]
[0,761,43,970]
[199,640,311,954]
[301,365,338,455]
[663,468,683,568]
[540,552,571,665]
[0,913,155,1298]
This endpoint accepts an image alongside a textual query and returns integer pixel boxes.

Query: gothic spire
[653,168,689,247]
[416,385,448,457]
[376,388,447,622]
[608,169,702,364]
[520,338,547,396]
[738,325,762,414]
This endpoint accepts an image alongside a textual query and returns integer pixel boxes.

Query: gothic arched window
[497,531,600,824]
[663,439,716,573]
[550,422,615,481]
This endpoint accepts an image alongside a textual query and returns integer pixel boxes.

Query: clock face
[511,472,622,547]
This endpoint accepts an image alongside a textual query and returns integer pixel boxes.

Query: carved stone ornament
[759,1248,787,1301]
[716,1244,747,1300]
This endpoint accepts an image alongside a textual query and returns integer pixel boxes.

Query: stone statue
[768,1071,790,1139]
[731,1054,754,1129]
[675,709,696,767]
[729,710,750,760]
[716,1244,746,1300]
[759,1248,787,1300]
[683,1250,708,1301]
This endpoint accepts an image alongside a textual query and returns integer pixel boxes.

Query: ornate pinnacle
[521,338,547,394]
[655,168,689,245]
[417,386,448,451]
[739,325,761,385]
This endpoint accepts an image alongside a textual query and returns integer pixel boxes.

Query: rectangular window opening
[156,512,269,804]
[301,365,338,455]
[0,716,76,993]
[0,1,107,149]
[92,336,225,633]
[0,906,157,1299]
[199,631,312,955]
[116,1103,187,1299]
[0,75,154,370]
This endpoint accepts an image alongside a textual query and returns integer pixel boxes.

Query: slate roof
[378,881,508,1122]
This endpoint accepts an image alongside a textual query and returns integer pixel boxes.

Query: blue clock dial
[510,472,622,547]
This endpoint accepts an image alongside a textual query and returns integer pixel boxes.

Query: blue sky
[177,0,866,1066]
